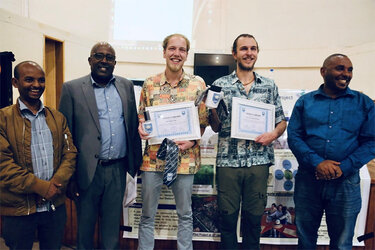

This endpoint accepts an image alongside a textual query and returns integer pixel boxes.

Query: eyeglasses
[92,53,116,62]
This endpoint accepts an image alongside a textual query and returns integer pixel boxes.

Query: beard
[238,60,254,71]
[167,61,183,73]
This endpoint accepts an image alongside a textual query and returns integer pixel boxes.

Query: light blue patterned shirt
[19,99,53,212]
[211,71,285,168]
[92,77,127,160]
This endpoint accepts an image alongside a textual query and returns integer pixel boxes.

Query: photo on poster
[260,194,297,239]
[193,164,216,194]
[192,195,220,240]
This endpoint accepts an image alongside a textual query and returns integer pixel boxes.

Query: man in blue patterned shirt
[288,54,375,249]
[209,34,286,249]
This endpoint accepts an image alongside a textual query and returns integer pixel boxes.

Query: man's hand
[174,140,195,151]
[255,131,278,146]
[138,122,149,140]
[315,160,342,180]
[66,179,80,201]
[209,108,221,133]
[44,179,62,200]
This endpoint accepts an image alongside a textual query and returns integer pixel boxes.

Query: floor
[0,237,75,249]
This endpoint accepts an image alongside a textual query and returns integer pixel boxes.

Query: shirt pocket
[341,109,364,133]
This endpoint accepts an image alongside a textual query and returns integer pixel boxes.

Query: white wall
[0,8,96,102]
[1,0,374,99]
[0,0,112,42]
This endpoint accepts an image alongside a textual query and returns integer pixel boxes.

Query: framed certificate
[146,101,201,145]
[230,97,275,140]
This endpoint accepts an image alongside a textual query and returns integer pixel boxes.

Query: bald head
[90,42,115,56]
[12,60,46,108]
[322,53,349,68]
[320,53,353,97]
[14,61,44,79]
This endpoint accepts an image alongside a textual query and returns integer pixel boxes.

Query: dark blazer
[59,74,142,190]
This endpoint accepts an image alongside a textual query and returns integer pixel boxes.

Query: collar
[91,75,116,87]
[160,70,187,86]
[230,70,262,85]
[18,98,45,116]
[314,84,355,98]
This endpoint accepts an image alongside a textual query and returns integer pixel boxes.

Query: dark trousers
[217,165,269,250]
[2,204,67,250]
[76,160,126,250]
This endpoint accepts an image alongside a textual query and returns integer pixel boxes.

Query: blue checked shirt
[19,99,53,212]
[92,77,127,160]
[211,71,285,168]
[288,85,375,177]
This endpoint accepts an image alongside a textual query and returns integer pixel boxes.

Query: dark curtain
[0,52,15,108]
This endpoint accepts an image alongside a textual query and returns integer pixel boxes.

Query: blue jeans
[2,204,66,250]
[294,169,361,250]
[138,172,194,250]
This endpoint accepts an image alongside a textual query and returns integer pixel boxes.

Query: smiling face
[321,55,353,97]
[163,35,188,73]
[233,36,258,72]
[12,61,45,105]
[88,43,116,84]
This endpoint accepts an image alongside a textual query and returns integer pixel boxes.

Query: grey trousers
[138,171,194,250]
[76,160,126,250]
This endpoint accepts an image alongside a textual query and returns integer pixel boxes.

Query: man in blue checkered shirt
[0,61,77,249]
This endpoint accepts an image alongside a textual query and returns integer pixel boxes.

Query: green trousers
[217,165,269,250]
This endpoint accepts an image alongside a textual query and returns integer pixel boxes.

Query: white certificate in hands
[146,101,201,145]
[230,97,275,140]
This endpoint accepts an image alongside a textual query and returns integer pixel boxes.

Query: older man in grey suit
[59,42,142,249]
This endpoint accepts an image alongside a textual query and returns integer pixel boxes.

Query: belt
[98,157,125,166]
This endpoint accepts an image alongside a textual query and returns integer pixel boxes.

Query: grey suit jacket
[59,74,142,190]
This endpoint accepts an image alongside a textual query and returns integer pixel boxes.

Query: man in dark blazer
[59,42,142,249]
